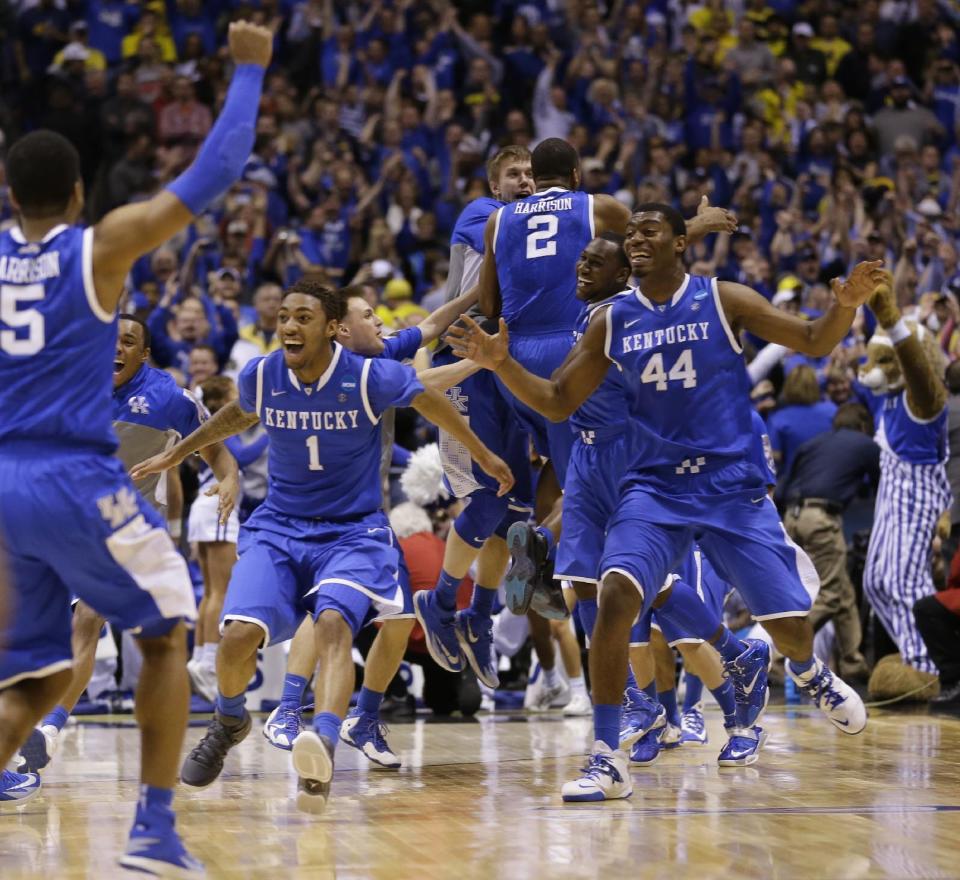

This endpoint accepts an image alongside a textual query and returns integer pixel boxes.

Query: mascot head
[859,318,945,395]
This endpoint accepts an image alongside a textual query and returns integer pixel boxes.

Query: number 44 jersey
[0,225,120,454]
[494,188,594,334]
[604,275,755,481]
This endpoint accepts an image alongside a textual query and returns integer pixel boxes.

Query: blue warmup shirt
[0,224,118,455]
[494,188,594,334]
[237,345,424,519]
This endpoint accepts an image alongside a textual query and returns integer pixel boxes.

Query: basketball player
[0,20,272,874]
[451,204,880,801]
[131,281,513,812]
[15,314,237,775]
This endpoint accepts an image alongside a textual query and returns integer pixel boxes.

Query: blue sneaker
[119,813,204,877]
[0,770,41,807]
[628,728,662,765]
[262,702,303,751]
[17,724,58,773]
[454,609,499,688]
[680,706,708,745]
[413,590,464,673]
[724,638,771,728]
[504,522,548,615]
[339,709,401,769]
[717,725,764,768]
[619,687,666,750]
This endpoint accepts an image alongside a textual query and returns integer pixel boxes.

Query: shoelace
[682,711,705,735]
[580,754,623,785]
[272,704,302,732]
[805,669,845,711]
[189,719,236,767]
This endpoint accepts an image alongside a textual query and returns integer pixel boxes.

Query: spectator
[790,22,827,86]
[187,344,220,393]
[873,77,945,157]
[228,282,283,378]
[766,365,838,473]
[914,584,960,709]
[52,21,107,73]
[158,76,212,155]
[147,291,237,376]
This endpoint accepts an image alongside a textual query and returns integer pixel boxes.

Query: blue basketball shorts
[601,464,816,622]
[555,431,632,586]
[0,452,195,690]
[221,507,404,645]
[498,330,576,487]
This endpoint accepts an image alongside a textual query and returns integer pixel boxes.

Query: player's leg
[556,592,591,716]
[622,619,668,765]
[526,609,564,711]
[455,533,510,687]
[263,616,316,750]
[650,629,682,748]
[189,540,236,702]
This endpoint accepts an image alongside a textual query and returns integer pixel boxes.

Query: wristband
[888,319,911,345]
[167,520,182,539]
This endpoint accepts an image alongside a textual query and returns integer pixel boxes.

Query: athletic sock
[642,681,658,701]
[659,688,681,727]
[357,686,383,718]
[625,663,638,691]
[543,665,559,689]
[577,598,597,641]
[657,580,721,641]
[788,655,818,682]
[593,703,621,751]
[216,690,246,719]
[711,680,738,729]
[136,784,174,827]
[683,674,704,712]
[280,673,308,708]
[434,569,461,612]
[201,642,217,669]
[312,711,342,750]
[568,675,587,698]
[191,643,202,664]
[42,706,69,732]
[470,585,496,618]
[714,628,748,664]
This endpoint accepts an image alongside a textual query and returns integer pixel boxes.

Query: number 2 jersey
[604,274,761,488]
[0,224,118,454]
[237,344,424,520]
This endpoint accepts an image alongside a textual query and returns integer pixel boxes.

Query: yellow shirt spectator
[810,35,851,76]
[53,42,107,72]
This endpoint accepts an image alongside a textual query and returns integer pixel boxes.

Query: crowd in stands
[4,0,960,708]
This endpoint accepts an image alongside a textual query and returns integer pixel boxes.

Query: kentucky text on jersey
[512,196,574,215]
[263,407,360,430]
[0,252,61,283]
[620,321,711,353]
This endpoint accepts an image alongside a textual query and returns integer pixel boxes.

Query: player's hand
[130,448,186,483]
[446,315,509,370]
[475,449,515,497]
[830,260,888,309]
[695,195,738,234]
[206,473,240,524]
[865,271,900,328]
[228,20,274,68]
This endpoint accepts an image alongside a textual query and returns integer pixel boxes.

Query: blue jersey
[381,326,422,362]
[750,409,777,488]
[605,275,756,482]
[0,224,118,455]
[494,188,594,334]
[570,291,633,436]
[237,345,424,519]
[449,197,500,300]
[113,364,206,508]
[867,389,948,465]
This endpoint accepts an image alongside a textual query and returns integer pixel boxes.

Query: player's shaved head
[7,130,82,219]
[599,232,630,270]
[531,138,579,185]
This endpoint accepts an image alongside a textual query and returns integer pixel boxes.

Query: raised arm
[130,401,260,482]
[416,357,481,392]
[448,313,610,421]
[477,212,501,318]
[593,193,631,235]
[416,283,480,345]
[92,22,273,314]
[410,387,514,495]
[719,261,886,357]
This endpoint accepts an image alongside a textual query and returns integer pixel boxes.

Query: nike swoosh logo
[271,390,287,397]
[465,621,479,644]
[438,641,460,664]
[624,318,643,329]
[743,669,763,695]
[751,497,765,504]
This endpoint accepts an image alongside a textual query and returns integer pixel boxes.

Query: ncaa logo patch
[341,376,357,391]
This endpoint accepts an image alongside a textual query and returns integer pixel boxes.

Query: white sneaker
[660,722,681,749]
[562,690,592,716]
[16,725,59,774]
[561,741,632,802]
[787,659,867,734]
[292,731,334,814]
[188,662,218,703]
[528,682,566,713]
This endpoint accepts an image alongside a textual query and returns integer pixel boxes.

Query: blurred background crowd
[4,0,960,711]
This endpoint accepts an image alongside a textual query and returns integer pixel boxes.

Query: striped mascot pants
[863,451,952,674]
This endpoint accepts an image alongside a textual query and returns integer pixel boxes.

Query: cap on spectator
[62,43,90,63]
[384,278,413,301]
[917,197,943,218]
[227,220,248,236]
[582,158,605,174]
[371,259,394,280]
[772,289,799,307]
[70,20,88,33]
[777,274,803,294]
[216,267,241,282]
[792,22,814,38]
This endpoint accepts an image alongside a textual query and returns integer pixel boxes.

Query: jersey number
[305,435,324,471]
[525,215,558,259]
[640,348,698,391]
[0,284,45,356]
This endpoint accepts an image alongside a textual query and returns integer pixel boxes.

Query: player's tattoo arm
[478,213,502,318]
[416,359,481,392]
[130,401,260,481]
[417,283,480,346]
[410,386,514,495]
[720,261,886,357]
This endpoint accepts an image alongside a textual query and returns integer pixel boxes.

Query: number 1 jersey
[237,344,424,520]
[493,188,594,335]
[0,224,119,455]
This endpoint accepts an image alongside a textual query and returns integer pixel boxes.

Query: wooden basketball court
[2,705,960,879]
